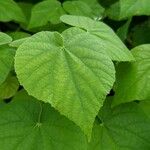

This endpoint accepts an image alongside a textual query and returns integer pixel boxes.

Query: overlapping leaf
[61,15,134,61]
[15,31,115,139]
[0,45,15,85]
[88,98,150,150]
[113,44,150,106]
[0,75,19,99]
[63,1,93,17]
[0,0,26,23]
[28,0,65,29]
[0,91,87,150]
[0,32,12,46]
[79,0,104,17]
[106,0,150,20]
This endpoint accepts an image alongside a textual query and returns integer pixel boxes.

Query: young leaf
[88,99,150,150]
[15,31,115,139]
[60,15,134,61]
[0,0,26,23]
[0,75,19,99]
[106,0,150,20]
[0,91,87,150]
[0,45,15,85]
[0,32,12,45]
[28,0,65,29]
[113,44,150,106]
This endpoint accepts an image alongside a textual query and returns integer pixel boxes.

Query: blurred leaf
[106,0,150,20]
[0,0,26,23]
[117,18,131,41]
[0,32,12,45]
[28,0,65,29]
[88,98,150,150]
[113,44,150,106]
[0,75,19,99]
[129,20,150,47]
[0,45,15,85]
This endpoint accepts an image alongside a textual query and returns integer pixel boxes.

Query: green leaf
[15,31,115,139]
[8,31,31,40]
[0,90,87,150]
[60,15,134,61]
[63,1,93,17]
[18,2,33,28]
[8,32,31,48]
[79,0,104,17]
[28,0,65,29]
[0,0,26,23]
[88,98,150,150]
[0,75,19,99]
[106,0,150,20]
[0,32,12,45]
[0,45,15,85]
[129,20,150,47]
[117,18,132,41]
[113,44,150,106]
[10,37,30,48]
[139,100,150,119]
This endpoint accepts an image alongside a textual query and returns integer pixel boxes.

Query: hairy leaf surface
[61,15,134,61]
[15,31,115,139]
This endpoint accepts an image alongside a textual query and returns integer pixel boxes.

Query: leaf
[0,32,12,45]
[63,1,93,17]
[10,37,30,48]
[0,91,87,150]
[28,0,65,29]
[60,15,134,61]
[88,98,150,150]
[113,44,150,106]
[0,0,26,23]
[0,45,15,85]
[79,0,104,17]
[139,100,150,119]
[106,0,150,20]
[8,31,31,40]
[117,18,132,41]
[18,2,33,28]
[99,0,118,8]
[15,31,115,139]
[8,32,31,48]
[0,75,19,99]
[129,20,150,47]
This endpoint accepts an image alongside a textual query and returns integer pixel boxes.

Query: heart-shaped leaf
[15,31,115,139]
